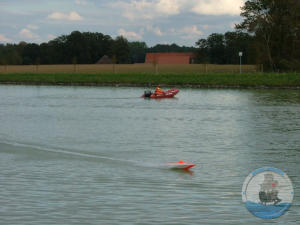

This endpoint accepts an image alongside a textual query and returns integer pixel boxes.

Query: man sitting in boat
[155,85,164,95]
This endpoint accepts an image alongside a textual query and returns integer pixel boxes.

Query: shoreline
[1,72,300,89]
[1,81,300,89]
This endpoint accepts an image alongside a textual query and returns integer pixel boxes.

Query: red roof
[96,55,113,64]
[145,52,195,64]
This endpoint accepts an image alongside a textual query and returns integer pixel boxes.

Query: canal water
[0,85,299,224]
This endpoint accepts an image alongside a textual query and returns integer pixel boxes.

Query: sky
[0,0,245,47]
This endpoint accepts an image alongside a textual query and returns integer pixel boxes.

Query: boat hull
[142,89,179,98]
[167,161,195,170]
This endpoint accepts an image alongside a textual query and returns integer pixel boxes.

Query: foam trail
[40,148,163,168]
[1,140,133,163]
[0,140,162,168]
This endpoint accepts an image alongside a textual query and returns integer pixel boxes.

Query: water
[0,85,299,224]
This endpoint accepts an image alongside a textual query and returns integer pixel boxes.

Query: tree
[148,43,196,53]
[83,32,113,63]
[45,32,114,64]
[207,33,226,64]
[65,31,91,64]
[112,36,130,64]
[128,41,148,63]
[195,31,257,65]
[196,33,226,64]
[236,0,300,71]
[22,43,40,65]
[0,43,23,65]
[224,31,256,64]
[195,39,209,63]
[48,35,68,64]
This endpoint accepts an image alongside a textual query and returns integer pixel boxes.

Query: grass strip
[0,72,300,88]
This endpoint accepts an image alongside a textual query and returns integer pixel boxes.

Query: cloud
[115,1,155,20]
[0,34,11,43]
[0,0,244,46]
[19,28,39,40]
[47,34,57,40]
[118,28,143,41]
[182,25,203,36]
[112,0,182,20]
[182,25,203,39]
[201,25,211,30]
[113,0,243,20]
[27,24,39,30]
[75,0,87,5]
[146,26,163,36]
[169,25,203,40]
[156,0,180,15]
[191,0,244,16]
[48,11,83,21]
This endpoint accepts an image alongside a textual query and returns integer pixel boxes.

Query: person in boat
[154,85,164,95]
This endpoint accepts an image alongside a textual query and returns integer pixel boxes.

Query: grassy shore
[0,72,300,88]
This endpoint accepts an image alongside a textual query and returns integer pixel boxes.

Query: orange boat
[142,89,179,99]
[166,160,195,170]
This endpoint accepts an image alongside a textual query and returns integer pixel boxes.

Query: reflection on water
[0,85,299,224]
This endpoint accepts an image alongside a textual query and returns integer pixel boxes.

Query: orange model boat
[166,160,195,170]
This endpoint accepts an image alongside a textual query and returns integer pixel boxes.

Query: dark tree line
[147,43,196,53]
[0,32,194,65]
[195,31,256,65]
[0,31,131,65]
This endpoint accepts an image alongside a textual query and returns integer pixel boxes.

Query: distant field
[1,72,300,88]
[0,64,259,74]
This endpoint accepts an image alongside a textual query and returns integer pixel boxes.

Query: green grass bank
[1,73,300,88]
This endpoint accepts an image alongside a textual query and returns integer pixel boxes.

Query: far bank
[0,73,300,89]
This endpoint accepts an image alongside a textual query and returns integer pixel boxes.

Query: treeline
[0,31,195,65]
[195,32,256,65]
[0,30,254,65]
[0,32,130,65]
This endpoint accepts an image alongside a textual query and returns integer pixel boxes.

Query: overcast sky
[0,0,245,47]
